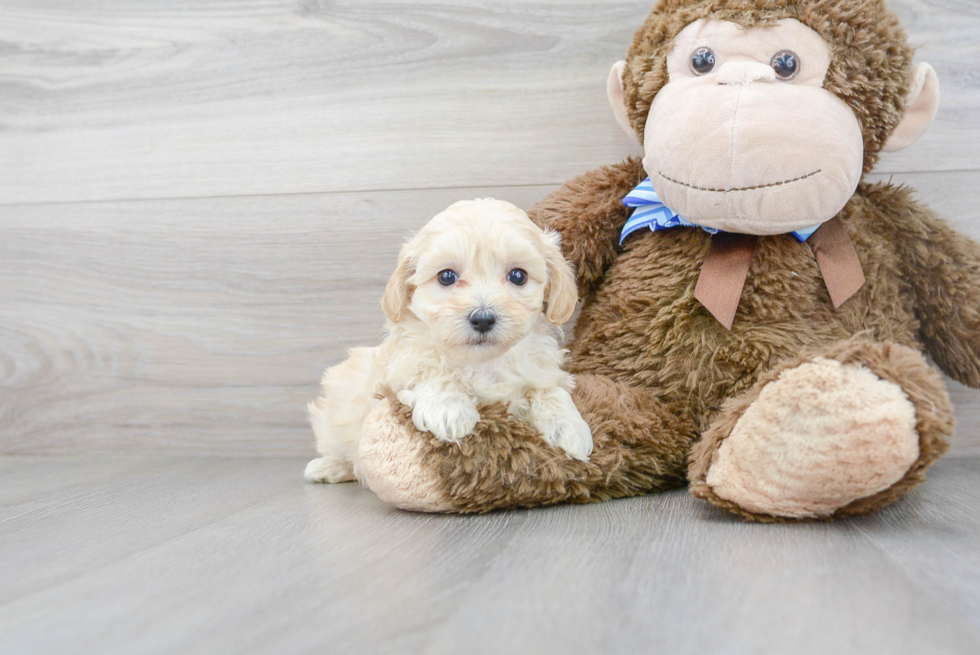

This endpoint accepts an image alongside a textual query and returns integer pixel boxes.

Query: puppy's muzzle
[468,308,497,334]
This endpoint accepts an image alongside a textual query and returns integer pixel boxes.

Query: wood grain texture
[851,458,980,634]
[0,1,978,457]
[2,174,978,457]
[0,0,978,205]
[0,185,554,455]
[1,456,979,654]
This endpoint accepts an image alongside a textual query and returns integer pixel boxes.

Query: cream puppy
[305,198,592,484]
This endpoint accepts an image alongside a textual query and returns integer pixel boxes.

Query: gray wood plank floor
[1,456,979,655]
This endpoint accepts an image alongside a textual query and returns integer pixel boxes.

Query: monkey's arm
[528,157,645,295]
[896,199,980,389]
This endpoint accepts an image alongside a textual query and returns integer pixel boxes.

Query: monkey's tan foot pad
[689,342,954,521]
[357,397,456,512]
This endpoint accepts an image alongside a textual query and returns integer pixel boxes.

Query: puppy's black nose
[469,309,497,334]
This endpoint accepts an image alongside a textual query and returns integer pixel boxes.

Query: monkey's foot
[689,341,953,521]
[357,397,455,512]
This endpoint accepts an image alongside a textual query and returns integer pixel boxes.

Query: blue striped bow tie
[620,177,821,245]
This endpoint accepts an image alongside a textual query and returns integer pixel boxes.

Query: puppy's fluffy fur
[305,198,592,484]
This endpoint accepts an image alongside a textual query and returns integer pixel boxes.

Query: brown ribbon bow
[693,217,866,329]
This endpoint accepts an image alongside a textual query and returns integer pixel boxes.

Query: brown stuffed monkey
[352,0,980,522]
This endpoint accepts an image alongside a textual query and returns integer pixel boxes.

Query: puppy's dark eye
[507,268,528,286]
[771,50,799,80]
[690,47,716,75]
[437,269,458,286]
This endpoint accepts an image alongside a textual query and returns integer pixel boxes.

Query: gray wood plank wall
[1,0,978,456]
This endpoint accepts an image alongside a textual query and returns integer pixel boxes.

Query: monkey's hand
[897,197,980,389]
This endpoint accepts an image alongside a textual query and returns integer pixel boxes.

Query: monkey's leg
[357,374,698,513]
[688,340,954,522]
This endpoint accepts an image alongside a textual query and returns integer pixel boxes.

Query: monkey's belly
[567,228,916,422]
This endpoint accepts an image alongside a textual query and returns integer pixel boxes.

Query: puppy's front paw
[534,412,594,462]
[408,395,480,443]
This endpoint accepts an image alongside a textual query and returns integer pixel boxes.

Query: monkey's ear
[883,63,941,153]
[607,60,641,146]
[542,230,578,325]
[380,242,415,323]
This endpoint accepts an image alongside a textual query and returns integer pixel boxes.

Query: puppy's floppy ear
[542,230,578,325]
[381,240,416,323]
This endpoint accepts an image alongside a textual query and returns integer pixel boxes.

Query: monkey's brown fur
[380,376,698,512]
[359,0,979,519]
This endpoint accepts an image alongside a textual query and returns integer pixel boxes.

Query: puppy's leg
[306,400,356,483]
[397,383,480,444]
[306,347,381,483]
[526,386,593,461]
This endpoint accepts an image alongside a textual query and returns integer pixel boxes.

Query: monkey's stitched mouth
[658,169,821,193]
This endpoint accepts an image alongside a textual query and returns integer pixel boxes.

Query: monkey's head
[608,0,940,235]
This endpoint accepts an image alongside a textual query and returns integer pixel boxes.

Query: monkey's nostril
[468,309,497,334]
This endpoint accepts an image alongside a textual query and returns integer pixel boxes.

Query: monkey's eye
[507,268,528,286]
[437,269,458,286]
[690,47,716,75]
[771,50,800,80]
